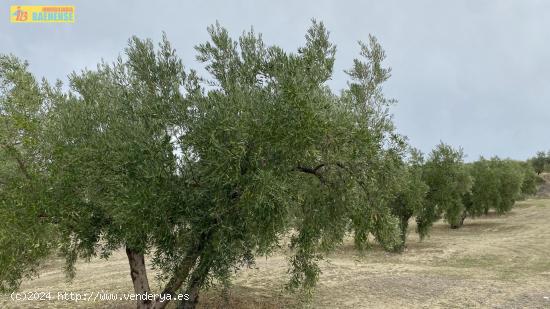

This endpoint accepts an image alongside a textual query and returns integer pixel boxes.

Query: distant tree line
[0,21,544,309]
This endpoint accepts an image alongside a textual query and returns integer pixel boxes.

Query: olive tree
[1,21,406,309]
[491,159,524,214]
[530,151,548,175]
[463,157,531,219]
[462,158,501,218]
[388,148,428,250]
[419,143,472,230]
[0,55,58,293]
[518,161,539,197]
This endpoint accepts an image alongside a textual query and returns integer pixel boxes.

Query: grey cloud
[1,0,548,160]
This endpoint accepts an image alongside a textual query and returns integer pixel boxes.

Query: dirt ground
[2,177,550,308]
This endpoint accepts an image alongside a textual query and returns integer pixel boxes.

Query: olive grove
[0,21,542,309]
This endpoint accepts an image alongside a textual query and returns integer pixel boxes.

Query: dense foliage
[1,22,407,308]
[419,143,472,230]
[518,162,539,197]
[529,150,550,174]
[463,158,533,219]
[0,22,543,309]
[388,148,428,250]
[0,55,57,293]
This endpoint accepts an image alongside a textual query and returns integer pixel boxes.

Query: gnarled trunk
[176,255,211,309]
[126,248,152,309]
[127,229,213,309]
[177,278,201,309]
[152,251,200,309]
[125,246,201,309]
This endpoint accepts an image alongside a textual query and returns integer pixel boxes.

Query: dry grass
[2,196,550,308]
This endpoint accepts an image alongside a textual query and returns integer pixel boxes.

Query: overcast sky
[2,0,549,161]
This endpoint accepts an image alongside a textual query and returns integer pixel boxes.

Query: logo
[10,5,75,23]
[12,6,28,21]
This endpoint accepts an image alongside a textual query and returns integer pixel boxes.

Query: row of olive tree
[463,158,537,217]
[389,145,539,251]
[0,21,541,308]
[387,143,470,251]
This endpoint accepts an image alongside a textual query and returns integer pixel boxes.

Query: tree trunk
[126,247,201,309]
[177,278,201,309]
[176,255,211,309]
[450,212,467,229]
[152,252,200,309]
[394,215,410,252]
[127,230,213,309]
[126,248,152,309]
[460,212,467,226]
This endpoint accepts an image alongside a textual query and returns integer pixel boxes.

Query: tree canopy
[529,150,549,175]
[388,147,428,250]
[419,143,472,230]
[0,21,410,308]
[0,21,542,309]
